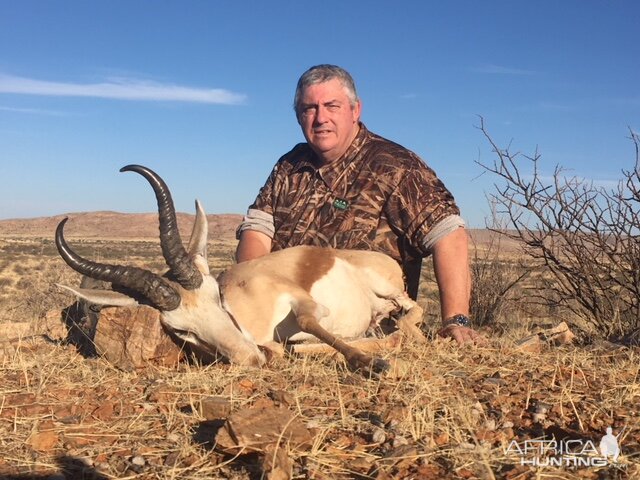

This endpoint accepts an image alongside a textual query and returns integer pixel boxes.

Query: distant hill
[0,212,521,252]
[0,211,243,241]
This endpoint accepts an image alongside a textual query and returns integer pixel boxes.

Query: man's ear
[352,99,362,123]
[56,284,139,307]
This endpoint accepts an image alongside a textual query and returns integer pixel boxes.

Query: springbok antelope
[55,165,426,373]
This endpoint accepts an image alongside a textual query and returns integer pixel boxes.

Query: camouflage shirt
[237,123,464,295]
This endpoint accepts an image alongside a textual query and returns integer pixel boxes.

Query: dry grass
[0,237,638,479]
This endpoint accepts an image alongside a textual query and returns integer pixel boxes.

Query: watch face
[443,314,472,329]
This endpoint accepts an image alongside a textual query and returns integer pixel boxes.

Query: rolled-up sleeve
[422,214,466,252]
[235,161,281,240]
[235,208,275,239]
[385,164,462,256]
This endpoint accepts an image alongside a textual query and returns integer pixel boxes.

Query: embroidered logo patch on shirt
[332,198,349,210]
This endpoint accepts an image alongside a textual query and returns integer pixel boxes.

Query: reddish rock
[28,420,59,452]
[92,400,116,421]
[94,305,185,370]
[216,405,312,454]
[199,396,232,420]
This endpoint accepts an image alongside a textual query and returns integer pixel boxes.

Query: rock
[269,390,295,407]
[92,400,116,421]
[199,396,232,420]
[535,402,552,414]
[514,334,542,353]
[262,444,293,480]
[383,405,408,428]
[515,322,576,353]
[41,309,69,339]
[214,405,307,480]
[483,419,497,431]
[543,322,576,345]
[372,428,386,444]
[145,382,174,403]
[384,444,418,469]
[27,420,59,452]
[532,413,546,423]
[93,305,185,370]
[62,426,97,448]
[215,405,313,454]
[434,431,449,446]
[392,435,409,448]
[532,401,552,423]
[483,373,507,387]
[164,452,180,466]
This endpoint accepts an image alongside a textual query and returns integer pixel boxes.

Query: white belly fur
[282,258,373,343]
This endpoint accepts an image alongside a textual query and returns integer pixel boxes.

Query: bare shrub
[477,117,640,338]
[469,230,529,327]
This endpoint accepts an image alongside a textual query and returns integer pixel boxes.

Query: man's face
[297,78,361,164]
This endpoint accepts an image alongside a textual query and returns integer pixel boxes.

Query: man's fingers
[438,326,487,346]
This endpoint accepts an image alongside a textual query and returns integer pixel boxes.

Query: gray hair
[293,64,359,115]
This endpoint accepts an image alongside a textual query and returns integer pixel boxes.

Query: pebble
[372,428,386,444]
[484,419,497,431]
[532,413,547,423]
[535,402,552,414]
[392,435,409,448]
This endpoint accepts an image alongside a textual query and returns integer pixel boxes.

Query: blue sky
[1,1,638,227]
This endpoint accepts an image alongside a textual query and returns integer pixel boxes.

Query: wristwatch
[442,314,471,328]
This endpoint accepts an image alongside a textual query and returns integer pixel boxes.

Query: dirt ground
[0,236,638,479]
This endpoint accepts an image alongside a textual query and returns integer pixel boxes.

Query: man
[236,64,481,345]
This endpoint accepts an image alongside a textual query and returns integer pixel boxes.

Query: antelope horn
[119,165,203,290]
[55,218,182,311]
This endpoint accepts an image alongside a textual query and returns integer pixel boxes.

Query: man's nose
[314,105,328,124]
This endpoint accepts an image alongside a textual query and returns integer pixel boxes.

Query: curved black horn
[55,218,182,311]
[120,165,203,290]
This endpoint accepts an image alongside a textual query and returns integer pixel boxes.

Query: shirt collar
[291,123,369,185]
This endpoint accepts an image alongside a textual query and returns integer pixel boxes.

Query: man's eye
[302,106,317,116]
[326,104,340,111]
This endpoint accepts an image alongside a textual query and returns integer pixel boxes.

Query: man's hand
[437,325,486,345]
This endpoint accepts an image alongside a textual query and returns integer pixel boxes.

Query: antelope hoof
[349,356,390,375]
[371,357,391,373]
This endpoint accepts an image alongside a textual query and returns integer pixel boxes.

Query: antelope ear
[187,199,210,275]
[56,284,139,307]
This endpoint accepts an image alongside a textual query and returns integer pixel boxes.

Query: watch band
[442,314,471,328]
